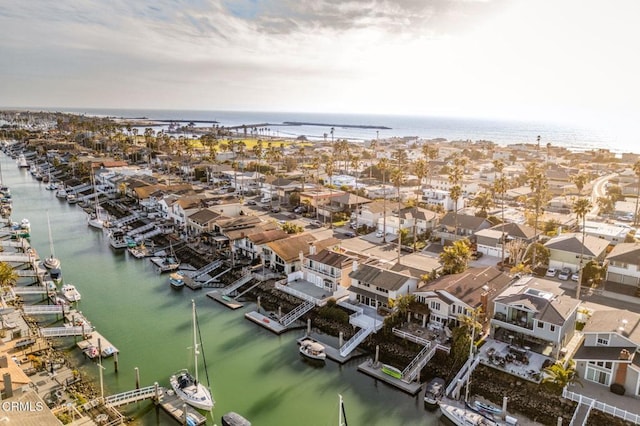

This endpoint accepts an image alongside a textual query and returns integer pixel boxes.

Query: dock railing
[562,387,640,425]
[392,327,430,347]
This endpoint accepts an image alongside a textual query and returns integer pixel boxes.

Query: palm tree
[470,191,494,218]
[439,239,471,274]
[571,172,589,195]
[325,156,336,228]
[494,175,508,266]
[390,166,406,264]
[448,157,466,238]
[0,262,18,290]
[542,360,581,392]
[573,197,593,300]
[413,159,428,250]
[633,160,640,226]
[350,155,361,230]
[526,162,548,268]
[378,158,390,242]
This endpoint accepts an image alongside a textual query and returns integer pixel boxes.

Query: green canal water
[2,154,440,426]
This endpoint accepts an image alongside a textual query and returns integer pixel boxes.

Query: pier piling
[257,296,261,312]
[135,367,140,389]
[306,318,311,336]
[114,351,118,372]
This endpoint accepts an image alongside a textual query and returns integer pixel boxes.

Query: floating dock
[357,360,423,395]
[296,335,364,365]
[77,330,119,358]
[244,311,287,334]
[156,391,207,426]
[206,290,244,309]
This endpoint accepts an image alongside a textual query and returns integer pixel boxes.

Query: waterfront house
[489,275,580,358]
[414,266,512,330]
[435,212,492,243]
[348,263,418,312]
[236,228,288,261]
[544,232,610,272]
[573,309,640,396]
[300,245,358,293]
[604,243,640,297]
[187,209,229,235]
[264,234,339,274]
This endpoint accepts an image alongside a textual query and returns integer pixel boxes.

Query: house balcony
[492,314,534,331]
[304,264,340,279]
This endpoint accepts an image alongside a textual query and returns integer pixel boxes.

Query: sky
[1,0,640,131]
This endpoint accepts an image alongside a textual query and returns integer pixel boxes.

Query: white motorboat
[108,229,128,249]
[55,187,68,198]
[17,154,28,168]
[169,272,185,290]
[66,193,77,204]
[151,256,180,273]
[61,284,81,302]
[424,377,446,409]
[439,401,494,426]
[299,338,326,361]
[169,300,214,411]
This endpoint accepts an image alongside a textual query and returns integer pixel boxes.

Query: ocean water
[44,107,636,154]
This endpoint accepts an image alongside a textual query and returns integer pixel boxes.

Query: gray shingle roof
[349,264,412,291]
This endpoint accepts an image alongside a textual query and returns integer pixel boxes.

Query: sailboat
[87,173,107,229]
[169,300,214,411]
[438,312,504,426]
[43,212,61,269]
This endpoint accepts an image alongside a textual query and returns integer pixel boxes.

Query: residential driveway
[469,254,500,268]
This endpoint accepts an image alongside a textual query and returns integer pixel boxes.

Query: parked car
[545,267,557,277]
[470,251,483,260]
[310,220,323,228]
[558,267,571,281]
[571,272,580,281]
[344,232,356,238]
[245,200,257,206]
[375,230,384,238]
[287,213,297,219]
[271,206,281,213]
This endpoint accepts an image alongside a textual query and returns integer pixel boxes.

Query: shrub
[610,383,625,395]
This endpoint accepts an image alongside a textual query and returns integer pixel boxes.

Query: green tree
[439,239,471,274]
[448,157,466,238]
[471,191,494,218]
[281,222,304,234]
[571,173,590,195]
[596,196,614,216]
[523,242,550,268]
[573,197,593,300]
[526,162,549,267]
[0,262,18,289]
[542,360,581,392]
[390,165,406,263]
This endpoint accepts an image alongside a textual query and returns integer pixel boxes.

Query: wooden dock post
[257,296,261,313]
[278,305,282,319]
[375,345,379,366]
[135,367,140,389]
[182,403,188,425]
[306,318,311,336]
[113,351,118,373]
[339,332,343,347]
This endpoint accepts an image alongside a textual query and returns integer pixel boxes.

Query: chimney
[352,260,358,272]
[309,242,316,256]
[614,349,630,386]
[3,373,12,398]
[480,292,489,318]
[299,250,304,263]
[0,356,6,368]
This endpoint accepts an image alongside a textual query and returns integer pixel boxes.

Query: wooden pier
[206,290,244,309]
[357,360,423,395]
[156,391,207,425]
[77,330,119,358]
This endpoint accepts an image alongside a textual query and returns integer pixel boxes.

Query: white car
[558,268,571,281]
[375,230,384,238]
[545,267,557,277]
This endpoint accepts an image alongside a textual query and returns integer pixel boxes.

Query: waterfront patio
[479,338,554,383]
[394,321,451,347]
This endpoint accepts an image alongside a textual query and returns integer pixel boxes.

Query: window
[431,301,441,311]
[550,325,556,332]
[596,335,609,346]
[537,322,544,329]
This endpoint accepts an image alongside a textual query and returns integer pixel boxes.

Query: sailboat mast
[192,299,199,385]
[47,211,55,257]
[338,394,343,426]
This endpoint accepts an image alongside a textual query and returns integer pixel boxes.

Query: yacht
[108,229,128,249]
[61,284,81,302]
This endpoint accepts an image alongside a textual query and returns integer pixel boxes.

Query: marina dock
[296,335,364,365]
[357,360,423,395]
[244,310,287,334]
[206,290,244,309]
[156,391,207,426]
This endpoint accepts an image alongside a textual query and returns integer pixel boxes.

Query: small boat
[473,401,503,417]
[128,244,152,258]
[20,218,30,231]
[102,346,117,357]
[108,229,128,249]
[66,193,77,204]
[61,284,81,302]
[45,182,58,191]
[43,212,61,269]
[221,412,252,426]
[17,154,28,168]
[424,377,446,409]
[439,401,496,426]
[55,187,68,199]
[83,346,99,359]
[169,272,185,290]
[299,338,326,361]
[381,364,402,380]
[169,300,214,411]
[151,256,180,273]
[49,268,63,285]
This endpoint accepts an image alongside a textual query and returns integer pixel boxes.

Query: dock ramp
[279,300,315,327]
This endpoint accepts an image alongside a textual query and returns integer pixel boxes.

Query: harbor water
[2,154,440,425]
